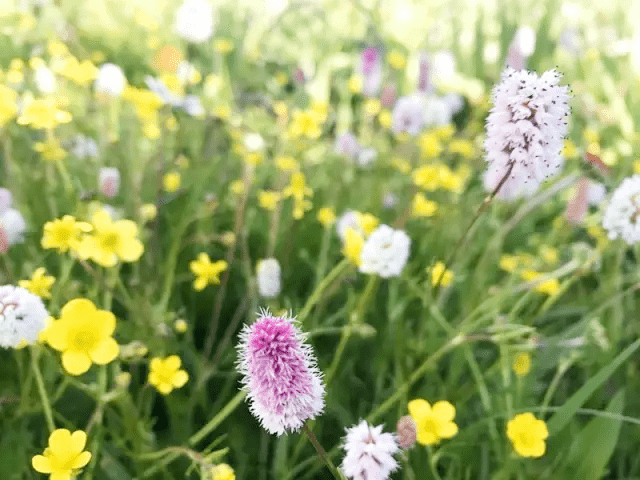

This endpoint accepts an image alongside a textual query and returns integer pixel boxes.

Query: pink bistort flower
[237,309,325,436]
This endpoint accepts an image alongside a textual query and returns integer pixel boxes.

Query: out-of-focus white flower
[340,420,399,480]
[356,147,377,168]
[432,50,456,83]
[602,175,640,244]
[423,95,453,127]
[514,27,536,57]
[244,133,265,152]
[587,181,606,207]
[392,94,425,136]
[0,285,48,349]
[145,76,183,107]
[72,135,99,159]
[176,61,199,85]
[383,192,398,209]
[334,132,360,160]
[443,93,464,115]
[0,189,12,216]
[359,224,411,278]
[95,63,127,97]
[256,258,281,298]
[34,66,56,94]
[99,167,120,198]
[0,209,26,250]
[182,95,204,117]
[336,210,361,240]
[483,68,570,200]
[174,0,214,44]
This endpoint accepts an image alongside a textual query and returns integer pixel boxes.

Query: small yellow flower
[562,139,578,159]
[342,228,364,266]
[19,268,55,299]
[309,100,329,123]
[539,245,559,265]
[214,38,234,55]
[75,210,144,268]
[412,165,440,191]
[190,253,228,291]
[0,84,18,127]
[46,298,120,375]
[408,398,458,446]
[163,171,181,192]
[363,98,381,117]
[434,124,455,140]
[357,213,379,236]
[506,413,548,458]
[275,71,289,86]
[148,355,189,395]
[32,429,92,480]
[17,97,72,130]
[142,121,161,139]
[317,207,336,227]
[244,152,263,166]
[211,463,236,480]
[230,180,245,196]
[258,190,281,211]
[123,86,163,121]
[583,128,599,144]
[430,262,453,287]
[139,203,158,222]
[213,104,232,120]
[165,115,179,132]
[387,49,406,69]
[448,138,474,159]
[378,109,392,129]
[586,142,601,157]
[513,352,531,377]
[275,155,299,172]
[57,57,98,86]
[633,159,640,174]
[220,231,236,246]
[418,132,443,159]
[34,137,67,162]
[520,270,561,296]
[287,110,322,139]
[412,193,438,217]
[499,254,519,272]
[348,75,363,94]
[174,319,188,333]
[41,215,92,253]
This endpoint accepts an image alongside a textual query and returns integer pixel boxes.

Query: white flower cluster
[602,175,640,244]
[0,285,48,348]
[95,63,127,97]
[174,0,214,44]
[359,225,411,278]
[0,189,26,251]
[341,420,399,480]
[483,68,570,200]
[256,258,281,298]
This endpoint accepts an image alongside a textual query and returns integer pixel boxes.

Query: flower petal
[72,450,92,469]
[438,421,458,439]
[408,398,431,420]
[89,338,119,365]
[31,455,52,473]
[432,401,456,422]
[172,370,189,388]
[69,430,87,453]
[62,350,92,375]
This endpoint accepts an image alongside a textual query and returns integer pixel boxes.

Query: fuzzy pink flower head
[237,309,325,436]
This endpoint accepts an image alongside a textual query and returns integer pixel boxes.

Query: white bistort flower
[0,208,26,249]
[483,68,570,200]
[95,63,127,97]
[0,188,12,215]
[341,420,399,480]
[72,135,99,159]
[602,175,640,244]
[174,0,214,44]
[0,285,48,348]
[99,167,120,198]
[359,225,411,278]
[392,94,425,136]
[256,258,281,298]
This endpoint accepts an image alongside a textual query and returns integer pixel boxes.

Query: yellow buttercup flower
[211,463,236,480]
[408,398,458,446]
[41,215,92,253]
[412,193,438,217]
[148,355,189,395]
[46,298,120,375]
[520,270,561,296]
[418,132,443,159]
[539,245,559,265]
[163,171,181,192]
[430,262,453,287]
[139,203,158,222]
[76,210,144,268]
[19,268,55,299]
[513,352,531,377]
[363,98,381,117]
[448,138,474,159]
[34,137,67,162]
[348,75,362,94]
[174,319,188,333]
[287,110,322,139]
[258,190,281,211]
[32,429,92,480]
[17,97,72,130]
[214,38,234,55]
[0,84,18,126]
[378,109,392,129]
[506,413,548,458]
[57,57,98,86]
[317,207,336,227]
[230,180,245,196]
[387,49,406,69]
[190,253,228,291]
[412,165,441,191]
[123,86,163,121]
[275,155,299,172]
[284,172,313,219]
[342,228,364,266]
[562,139,578,159]
[357,213,379,236]
[499,254,519,272]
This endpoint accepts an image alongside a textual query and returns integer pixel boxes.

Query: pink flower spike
[237,309,325,436]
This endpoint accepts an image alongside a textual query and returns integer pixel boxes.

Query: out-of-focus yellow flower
[448,138,474,159]
[499,254,519,272]
[512,352,531,377]
[539,245,559,265]
[57,57,98,87]
[309,100,328,123]
[7,59,25,84]
[408,398,458,446]
[230,180,245,195]
[211,463,236,480]
[48,40,69,58]
[41,215,92,253]
[287,109,322,139]
[244,152,263,166]
[342,228,364,265]
[418,132,443,159]
[357,213,379,236]
[363,98,381,117]
[115,371,132,388]
[562,139,578,159]
[142,121,161,139]
[387,49,406,69]
[413,165,440,191]
[174,319,188,333]
[412,193,438,217]
[189,253,227,291]
[634,159,640,174]
[378,109,392,129]
[139,204,157,222]
[165,115,178,132]
[32,429,92,479]
[175,154,189,169]
[439,166,466,194]
[46,298,120,375]
[348,75,362,94]
[204,74,223,97]
[583,128,599,144]
[275,71,289,86]
[275,155,298,172]
[506,413,548,458]
[0,84,18,126]
[148,355,189,394]
[430,262,453,287]
[163,171,181,192]
[317,207,336,227]
[434,124,455,141]
[34,137,66,162]
[214,38,234,55]
[123,86,163,121]
[258,190,281,211]
[283,172,313,220]
[19,268,55,299]
[18,97,72,130]
[602,149,617,166]
[520,270,561,296]
[586,142,601,156]
[91,51,106,63]
[220,231,236,246]
[392,157,411,174]
[135,10,159,30]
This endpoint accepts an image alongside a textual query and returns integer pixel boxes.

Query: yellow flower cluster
[412,163,470,194]
[283,172,313,219]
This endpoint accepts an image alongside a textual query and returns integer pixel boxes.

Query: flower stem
[188,390,246,446]
[301,423,345,480]
[297,259,349,324]
[30,347,55,433]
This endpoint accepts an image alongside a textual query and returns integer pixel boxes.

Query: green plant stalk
[31,347,55,433]
[541,360,572,414]
[297,258,349,324]
[188,390,246,446]
[85,364,108,480]
[301,423,346,480]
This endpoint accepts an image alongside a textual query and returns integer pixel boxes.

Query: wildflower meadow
[2,0,640,478]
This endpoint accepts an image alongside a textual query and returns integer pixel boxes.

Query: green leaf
[562,390,625,480]
[547,338,640,435]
